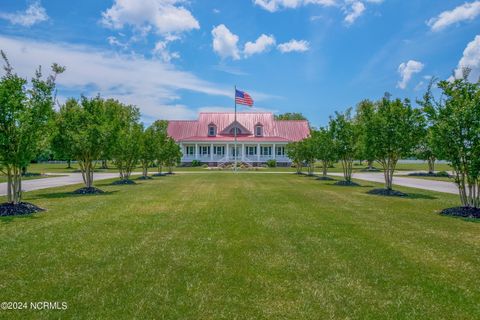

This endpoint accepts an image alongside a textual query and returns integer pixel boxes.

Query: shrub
[266,159,277,168]
[436,171,450,177]
[191,160,202,167]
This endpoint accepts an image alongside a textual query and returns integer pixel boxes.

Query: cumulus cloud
[452,35,480,81]
[344,1,365,25]
[211,24,241,60]
[0,1,48,27]
[0,35,232,120]
[253,0,336,12]
[427,1,480,32]
[277,39,310,53]
[397,60,424,89]
[101,0,200,35]
[244,34,276,57]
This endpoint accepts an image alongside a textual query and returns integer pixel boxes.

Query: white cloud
[427,1,480,32]
[253,0,336,12]
[397,60,424,89]
[0,35,232,120]
[244,34,276,57]
[153,40,180,63]
[344,1,365,25]
[101,0,200,35]
[452,35,480,81]
[277,39,310,53]
[211,24,241,60]
[0,1,48,27]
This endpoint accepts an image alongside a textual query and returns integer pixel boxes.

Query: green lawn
[0,174,63,183]
[0,173,478,319]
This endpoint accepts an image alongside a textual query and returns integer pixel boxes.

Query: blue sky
[0,0,479,127]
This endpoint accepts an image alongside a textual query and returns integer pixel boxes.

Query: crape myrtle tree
[138,125,158,178]
[428,69,480,208]
[416,79,438,174]
[274,112,307,120]
[355,100,377,170]
[150,120,169,174]
[0,51,64,204]
[163,137,182,174]
[366,95,424,191]
[330,109,359,183]
[311,127,337,178]
[286,141,303,174]
[298,137,317,176]
[110,103,142,181]
[55,96,114,190]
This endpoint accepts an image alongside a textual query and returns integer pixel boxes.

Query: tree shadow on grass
[405,193,437,200]
[29,190,119,200]
[0,214,41,224]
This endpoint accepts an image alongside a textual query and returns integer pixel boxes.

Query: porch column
[241,143,245,161]
[257,143,260,162]
[273,143,276,160]
[226,143,229,161]
[210,143,214,161]
[195,143,198,160]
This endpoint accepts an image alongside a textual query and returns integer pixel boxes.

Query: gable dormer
[255,122,263,137]
[220,120,251,136]
[208,122,217,136]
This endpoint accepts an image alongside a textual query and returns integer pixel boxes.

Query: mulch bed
[137,176,153,180]
[440,207,480,219]
[72,187,105,195]
[316,176,335,181]
[152,173,167,177]
[111,179,136,185]
[367,188,407,197]
[0,202,44,217]
[334,181,360,186]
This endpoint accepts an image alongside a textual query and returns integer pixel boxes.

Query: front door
[230,145,241,159]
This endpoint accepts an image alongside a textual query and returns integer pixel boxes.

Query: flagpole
[234,85,237,173]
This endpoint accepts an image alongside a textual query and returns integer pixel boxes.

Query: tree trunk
[142,163,148,177]
[427,157,435,174]
[168,166,173,174]
[6,166,12,203]
[67,159,72,169]
[367,160,373,170]
[342,158,353,182]
[101,159,108,169]
[158,164,163,174]
[322,160,328,177]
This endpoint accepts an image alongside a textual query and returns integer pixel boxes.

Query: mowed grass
[1,173,479,319]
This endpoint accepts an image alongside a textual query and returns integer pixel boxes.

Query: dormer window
[255,124,263,137]
[208,124,217,136]
[229,127,241,135]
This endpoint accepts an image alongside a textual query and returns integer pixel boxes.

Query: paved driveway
[0,173,121,196]
[329,172,458,195]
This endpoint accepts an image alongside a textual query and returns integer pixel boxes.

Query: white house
[167,112,310,166]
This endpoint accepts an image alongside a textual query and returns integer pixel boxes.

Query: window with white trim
[276,146,285,156]
[246,146,257,155]
[200,146,210,155]
[213,146,225,155]
[260,146,272,156]
[186,146,195,155]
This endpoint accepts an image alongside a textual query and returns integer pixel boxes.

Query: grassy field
[0,174,63,183]
[0,173,478,319]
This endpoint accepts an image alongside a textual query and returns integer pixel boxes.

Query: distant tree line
[286,69,480,209]
[0,52,181,204]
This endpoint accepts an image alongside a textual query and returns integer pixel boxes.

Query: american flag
[235,89,254,107]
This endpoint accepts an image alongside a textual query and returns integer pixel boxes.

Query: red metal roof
[167,112,310,143]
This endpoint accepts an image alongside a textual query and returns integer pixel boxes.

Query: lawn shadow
[405,193,437,200]
[0,213,41,224]
[29,190,119,200]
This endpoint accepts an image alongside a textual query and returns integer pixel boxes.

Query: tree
[329,109,359,183]
[355,100,376,170]
[162,137,182,174]
[430,69,480,208]
[150,120,169,174]
[417,79,438,174]
[138,125,158,178]
[286,141,303,174]
[311,127,337,178]
[55,96,112,190]
[298,138,317,176]
[274,112,307,120]
[110,102,142,181]
[0,51,64,204]
[366,95,424,191]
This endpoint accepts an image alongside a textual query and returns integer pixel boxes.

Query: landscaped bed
[0,173,478,319]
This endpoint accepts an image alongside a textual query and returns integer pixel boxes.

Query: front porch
[180,143,290,165]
